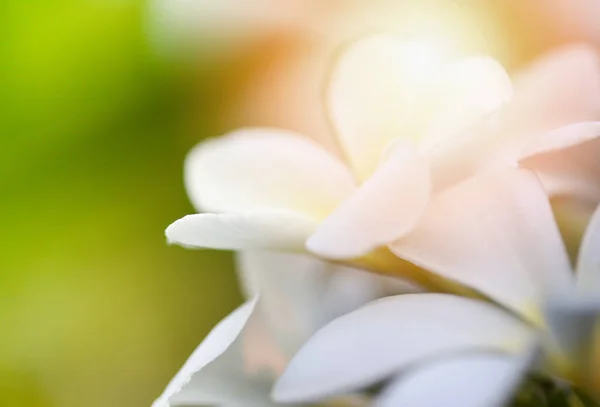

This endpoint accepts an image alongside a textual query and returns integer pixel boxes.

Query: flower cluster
[154,35,600,407]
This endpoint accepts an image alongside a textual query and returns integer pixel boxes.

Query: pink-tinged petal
[185,128,356,219]
[577,204,600,293]
[153,298,290,407]
[509,44,600,132]
[272,294,534,404]
[166,211,317,251]
[520,123,600,202]
[376,353,529,407]
[390,169,574,318]
[431,45,600,192]
[520,122,600,158]
[328,36,451,181]
[419,56,513,152]
[307,141,430,260]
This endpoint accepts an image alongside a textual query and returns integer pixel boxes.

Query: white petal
[328,36,451,180]
[184,128,356,219]
[390,169,574,318]
[166,211,317,251]
[235,251,403,355]
[376,353,529,407]
[431,45,600,192]
[419,56,513,152]
[577,204,600,293]
[520,123,600,202]
[307,141,430,259]
[272,294,534,403]
[153,298,289,407]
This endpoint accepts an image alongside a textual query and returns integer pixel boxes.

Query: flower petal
[376,353,529,407]
[185,128,356,219]
[153,298,288,407]
[520,122,600,158]
[390,169,574,318]
[236,251,403,355]
[328,36,451,180]
[577,204,600,293]
[431,45,600,192]
[166,211,317,251]
[272,294,534,403]
[510,44,600,131]
[419,56,513,152]
[544,294,600,369]
[520,123,600,202]
[306,141,430,259]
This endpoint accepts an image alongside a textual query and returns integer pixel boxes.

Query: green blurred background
[0,1,242,406]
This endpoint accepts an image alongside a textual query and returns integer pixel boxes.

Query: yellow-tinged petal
[185,128,356,220]
[306,141,430,260]
[328,36,451,181]
[390,169,574,320]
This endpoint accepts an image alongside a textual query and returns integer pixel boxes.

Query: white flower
[166,36,600,271]
[152,250,414,407]
[272,169,600,406]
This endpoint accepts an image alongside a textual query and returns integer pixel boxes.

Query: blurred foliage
[512,375,599,407]
[0,1,241,406]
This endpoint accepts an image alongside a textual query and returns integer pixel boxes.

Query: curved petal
[306,141,430,259]
[510,44,600,130]
[576,204,600,293]
[431,44,600,192]
[328,36,451,180]
[153,298,288,407]
[184,128,356,219]
[390,169,574,319]
[166,211,317,251]
[520,122,600,159]
[520,123,600,202]
[376,353,528,407]
[419,56,513,152]
[235,251,413,355]
[272,294,534,403]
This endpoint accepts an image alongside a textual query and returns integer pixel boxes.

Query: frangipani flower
[153,251,413,407]
[272,169,600,406]
[167,36,600,282]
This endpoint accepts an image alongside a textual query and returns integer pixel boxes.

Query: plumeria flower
[272,169,600,406]
[166,36,600,284]
[153,250,414,407]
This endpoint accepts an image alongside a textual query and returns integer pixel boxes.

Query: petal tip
[271,372,314,405]
[305,231,363,261]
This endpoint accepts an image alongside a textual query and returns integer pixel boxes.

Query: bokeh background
[1,1,599,406]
